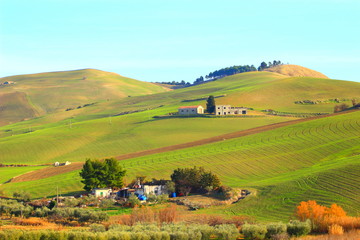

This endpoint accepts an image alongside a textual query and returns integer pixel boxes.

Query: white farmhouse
[216,105,247,115]
[92,188,112,198]
[178,105,204,115]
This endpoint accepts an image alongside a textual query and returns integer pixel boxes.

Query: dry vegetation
[264,65,329,79]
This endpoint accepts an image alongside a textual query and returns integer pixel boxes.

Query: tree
[102,158,126,189]
[13,190,31,202]
[206,95,216,114]
[170,166,221,195]
[258,61,268,71]
[79,158,126,191]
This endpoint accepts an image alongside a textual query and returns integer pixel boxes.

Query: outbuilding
[178,105,204,115]
[92,188,112,198]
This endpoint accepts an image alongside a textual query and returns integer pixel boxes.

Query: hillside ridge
[264,64,329,79]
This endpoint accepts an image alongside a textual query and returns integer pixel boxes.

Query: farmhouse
[92,188,112,198]
[117,179,168,199]
[216,105,247,115]
[178,105,204,115]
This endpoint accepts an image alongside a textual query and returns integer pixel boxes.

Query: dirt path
[8,109,358,183]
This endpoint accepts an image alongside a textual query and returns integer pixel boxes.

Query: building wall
[216,105,247,115]
[93,189,112,198]
[178,106,204,115]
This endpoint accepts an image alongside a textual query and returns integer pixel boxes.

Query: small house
[92,188,112,198]
[178,105,204,115]
[215,105,247,115]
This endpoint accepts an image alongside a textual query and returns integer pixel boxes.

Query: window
[242,110,246,114]
[218,107,220,109]
[218,112,221,115]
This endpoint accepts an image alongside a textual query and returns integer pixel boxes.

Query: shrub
[215,224,239,240]
[241,223,267,240]
[100,199,115,208]
[90,223,106,232]
[265,222,287,239]
[128,195,141,208]
[328,224,344,235]
[270,233,289,240]
[159,205,177,223]
[286,220,311,237]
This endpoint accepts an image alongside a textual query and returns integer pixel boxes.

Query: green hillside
[0,70,359,166]
[0,69,168,126]
[0,68,359,221]
[1,110,359,221]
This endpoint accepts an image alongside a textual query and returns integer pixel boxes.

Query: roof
[178,105,203,109]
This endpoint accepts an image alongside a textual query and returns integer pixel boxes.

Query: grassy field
[0,166,45,185]
[1,70,359,166]
[1,110,359,222]
[1,68,360,221]
[0,69,168,125]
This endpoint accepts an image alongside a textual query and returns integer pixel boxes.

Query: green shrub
[241,224,267,240]
[100,199,115,208]
[169,232,189,240]
[286,220,311,237]
[215,224,239,240]
[265,222,287,239]
[131,232,151,240]
[128,195,141,208]
[90,223,106,232]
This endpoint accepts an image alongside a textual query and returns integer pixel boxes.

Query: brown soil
[10,162,84,183]
[9,109,358,183]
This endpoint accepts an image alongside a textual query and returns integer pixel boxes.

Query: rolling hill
[264,64,329,79]
[0,67,360,221]
[0,69,168,126]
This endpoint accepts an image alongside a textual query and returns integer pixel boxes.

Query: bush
[90,223,106,232]
[100,199,115,208]
[215,224,239,240]
[270,233,289,240]
[265,222,287,239]
[328,224,344,235]
[286,220,311,237]
[128,195,141,208]
[241,223,267,240]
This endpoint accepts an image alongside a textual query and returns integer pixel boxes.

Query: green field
[0,166,45,185]
[1,110,359,222]
[0,69,168,126]
[1,68,360,221]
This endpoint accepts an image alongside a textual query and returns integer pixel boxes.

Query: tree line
[156,60,283,86]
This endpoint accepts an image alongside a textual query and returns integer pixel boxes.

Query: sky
[0,0,359,83]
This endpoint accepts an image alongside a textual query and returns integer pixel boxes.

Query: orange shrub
[158,205,177,223]
[13,217,45,226]
[296,200,360,233]
[328,224,344,235]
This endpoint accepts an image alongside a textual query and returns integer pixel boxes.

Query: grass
[264,64,329,78]
[1,111,359,222]
[0,166,45,185]
[0,70,360,221]
[0,69,168,126]
[0,113,295,164]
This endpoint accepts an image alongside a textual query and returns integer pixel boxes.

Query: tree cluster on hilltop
[79,158,126,191]
[195,60,283,84]
[156,60,283,86]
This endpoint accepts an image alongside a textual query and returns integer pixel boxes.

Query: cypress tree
[206,95,216,114]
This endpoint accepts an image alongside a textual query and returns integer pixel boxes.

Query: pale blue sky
[1,0,359,82]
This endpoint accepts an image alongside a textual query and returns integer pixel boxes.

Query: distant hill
[0,69,168,125]
[264,64,329,79]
